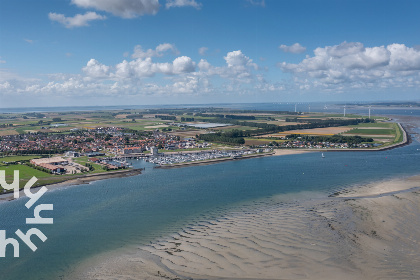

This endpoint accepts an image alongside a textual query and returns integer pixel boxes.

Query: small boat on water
[322,153,325,158]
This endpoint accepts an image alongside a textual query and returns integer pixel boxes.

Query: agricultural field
[0,155,41,163]
[260,126,352,137]
[342,122,398,139]
[0,164,68,190]
[0,108,404,153]
[73,156,109,174]
[0,130,19,136]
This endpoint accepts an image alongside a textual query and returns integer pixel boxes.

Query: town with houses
[0,108,401,177]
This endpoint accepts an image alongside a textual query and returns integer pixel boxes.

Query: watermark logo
[0,170,53,257]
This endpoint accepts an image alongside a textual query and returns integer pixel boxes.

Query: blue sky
[0,0,419,107]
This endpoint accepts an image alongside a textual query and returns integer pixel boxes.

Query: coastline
[0,168,143,203]
[68,173,420,280]
[0,122,410,195]
[155,121,409,169]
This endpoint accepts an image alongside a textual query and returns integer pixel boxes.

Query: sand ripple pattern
[143,189,420,279]
[71,176,420,280]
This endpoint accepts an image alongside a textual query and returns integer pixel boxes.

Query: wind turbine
[368,106,371,119]
[294,104,297,113]
[343,105,346,117]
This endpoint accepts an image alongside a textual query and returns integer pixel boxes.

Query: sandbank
[68,174,420,280]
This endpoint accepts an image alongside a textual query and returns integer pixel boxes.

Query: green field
[0,155,42,163]
[0,164,68,190]
[393,124,404,144]
[349,122,394,128]
[348,128,395,135]
[73,156,110,173]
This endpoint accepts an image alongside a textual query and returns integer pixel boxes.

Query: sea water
[1,139,420,279]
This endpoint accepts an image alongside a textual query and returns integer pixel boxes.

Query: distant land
[0,102,412,195]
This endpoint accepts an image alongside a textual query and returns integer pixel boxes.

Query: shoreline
[68,173,420,280]
[155,122,409,169]
[0,168,143,203]
[0,121,409,200]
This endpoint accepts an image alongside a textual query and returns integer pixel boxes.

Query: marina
[146,149,269,166]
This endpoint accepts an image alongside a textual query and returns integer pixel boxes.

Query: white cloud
[3,42,419,100]
[224,50,258,80]
[113,54,195,79]
[49,12,106,28]
[0,45,289,99]
[387,43,420,71]
[24,39,34,44]
[246,0,265,7]
[224,50,257,69]
[71,0,159,18]
[0,81,13,90]
[171,76,200,93]
[166,0,202,9]
[0,57,5,64]
[173,56,196,73]
[131,43,179,59]
[279,43,306,54]
[279,41,420,91]
[198,59,211,71]
[198,47,208,56]
[82,59,111,78]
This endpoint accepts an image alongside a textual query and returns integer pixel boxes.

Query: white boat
[322,153,325,158]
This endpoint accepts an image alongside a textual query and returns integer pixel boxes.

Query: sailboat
[321,153,325,158]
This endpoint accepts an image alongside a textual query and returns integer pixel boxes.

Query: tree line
[197,117,375,145]
[198,129,246,144]
[155,115,177,120]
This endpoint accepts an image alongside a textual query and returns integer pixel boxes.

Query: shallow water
[1,142,420,279]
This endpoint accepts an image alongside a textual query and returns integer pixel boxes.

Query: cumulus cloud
[224,50,257,69]
[387,43,420,71]
[131,43,179,59]
[224,50,258,81]
[246,0,266,7]
[279,41,420,91]
[71,0,159,18]
[113,54,196,80]
[198,47,208,56]
[173,56,196,73]
[166,0,202,9]
[82,59,111,78]
[49,12,106,28]
[279,43,306,54]
[0,46,275,99]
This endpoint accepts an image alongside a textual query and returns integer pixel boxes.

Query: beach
[68,174,420,280]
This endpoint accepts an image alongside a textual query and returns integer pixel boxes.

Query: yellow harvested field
[0,130,18,136]
[260,126,352,137]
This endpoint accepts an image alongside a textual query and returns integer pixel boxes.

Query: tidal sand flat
[71,175,420,280]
